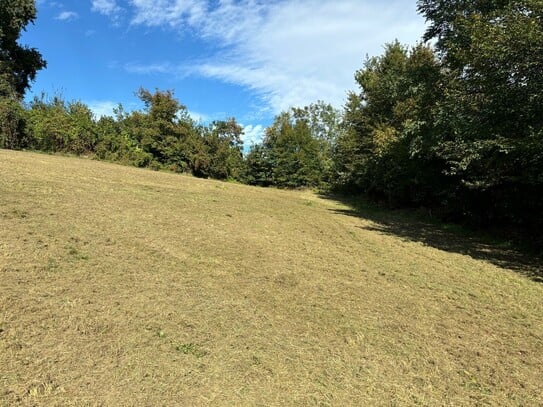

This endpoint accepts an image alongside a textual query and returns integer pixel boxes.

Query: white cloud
[37,1,63,8]
[124,62,176,75]
[56,11,79,21]
[87,101,119,118]
[130,0,206,27]
[92,0,122,20]
[127,0,427,113]
[241,124,265,147]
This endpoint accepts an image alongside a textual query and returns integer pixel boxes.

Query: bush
[0,97,28,149]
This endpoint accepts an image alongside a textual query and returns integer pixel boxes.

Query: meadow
[1,150,542,406]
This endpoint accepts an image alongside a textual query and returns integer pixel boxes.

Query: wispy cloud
[127,0,426,112]
[38,1,65,9]
[241,124,265,147]
[92,0,122,21]
[56,11,79,21]
[130,0,206,27]
[124,62,177,75]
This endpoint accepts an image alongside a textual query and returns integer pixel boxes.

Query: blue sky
[22,0,427,146]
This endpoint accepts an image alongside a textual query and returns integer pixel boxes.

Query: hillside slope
[1,150,542,406]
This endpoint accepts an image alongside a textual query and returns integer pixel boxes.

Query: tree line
[1,0,542,243]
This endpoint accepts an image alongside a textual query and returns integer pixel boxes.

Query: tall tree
[245,103,340,188]
[292,101,342,183]
[334,42,444,205]
[129,88,194,169]
[244,144,274,186]
[204,118,244,180]
[0,0,46,98]
[0,0,45,149]
[418,0,543,228]
[190,118,245,180]
[250,111,324,188]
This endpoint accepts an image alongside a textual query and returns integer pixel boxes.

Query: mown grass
[1,149,542,406]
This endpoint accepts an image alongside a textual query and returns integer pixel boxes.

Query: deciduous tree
[0,0,46,98]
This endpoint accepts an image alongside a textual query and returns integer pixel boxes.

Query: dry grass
[1,149,542,406]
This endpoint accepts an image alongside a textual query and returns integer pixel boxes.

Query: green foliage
[334,42,444,205]
[26,95,98,154]
[332,1,543,240]
[245,103,340,188]
[94,105,155,167]
[0,0,46,98]
[0,94,26,149]
[19,87,247,182]
[270,115,322,188]
[244,144,274,186]
[128,88,193,169]
[417,0,543,229]
[291,101,341,183]
[197,118,244,180]
[0,0,45,149]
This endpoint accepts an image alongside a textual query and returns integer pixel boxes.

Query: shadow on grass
[320,193,543,283]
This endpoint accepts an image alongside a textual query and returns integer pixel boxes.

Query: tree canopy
[0,0,46,98]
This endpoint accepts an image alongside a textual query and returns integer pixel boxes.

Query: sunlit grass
[1,150,542,406]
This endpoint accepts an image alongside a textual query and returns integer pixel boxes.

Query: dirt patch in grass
[1,150,542,405]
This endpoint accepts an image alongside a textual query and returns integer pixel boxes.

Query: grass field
[1,149,542,406]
